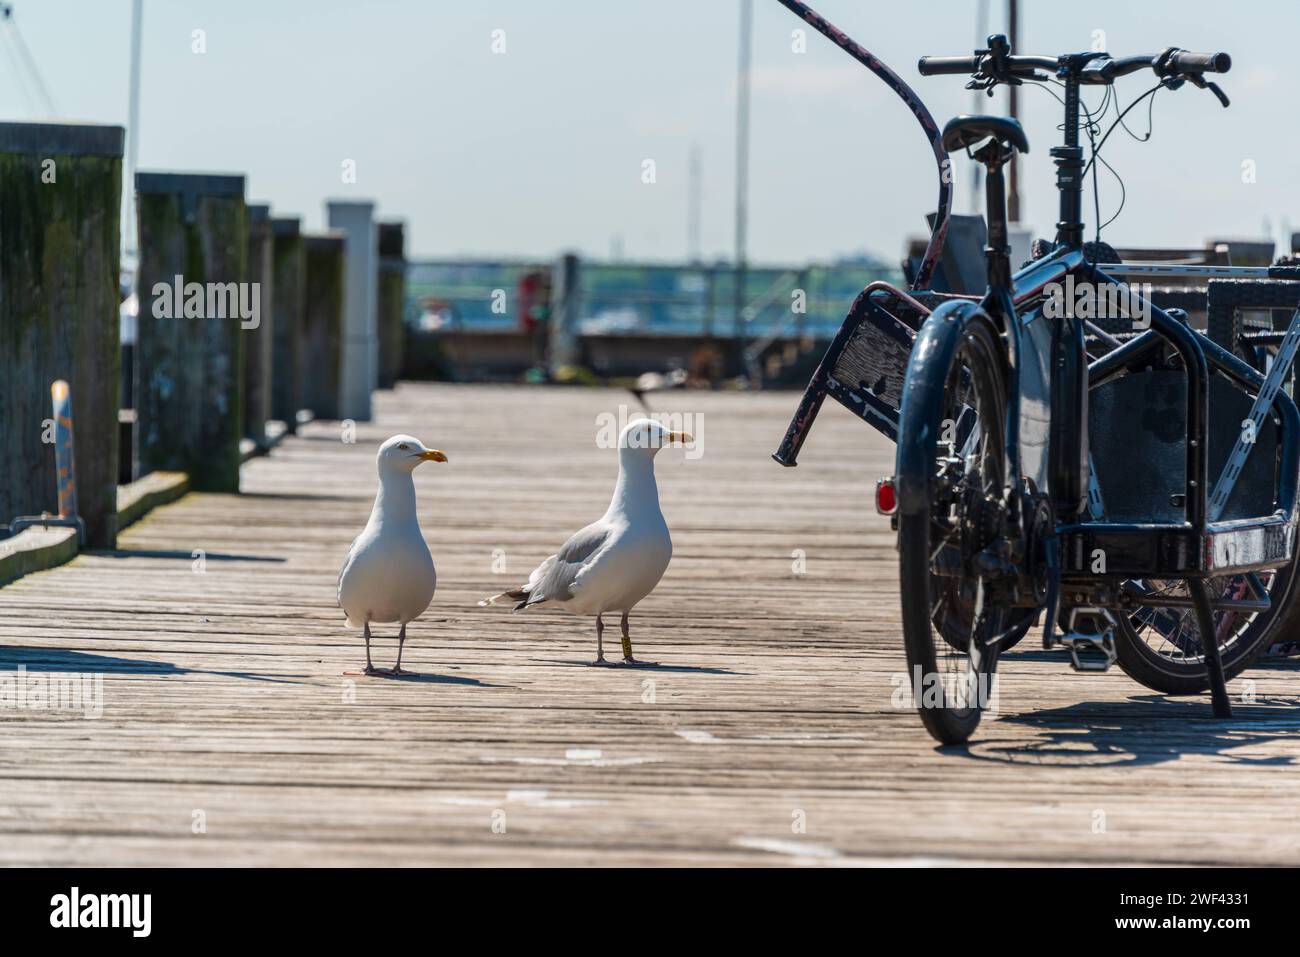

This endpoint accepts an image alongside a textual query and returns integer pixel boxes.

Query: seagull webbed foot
[589,656,617,667]
[621,656,660,667]
[363,664,391,676]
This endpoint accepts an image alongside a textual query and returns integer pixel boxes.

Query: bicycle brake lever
[1184,73,1230,107]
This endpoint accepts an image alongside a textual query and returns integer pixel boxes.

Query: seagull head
[618,418,693,460]
[377,434,448,476]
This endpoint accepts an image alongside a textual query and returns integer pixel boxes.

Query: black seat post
[982,149,1013,290]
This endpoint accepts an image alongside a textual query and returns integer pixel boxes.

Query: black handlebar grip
[1169,50,1231,73]
[918,55,981,76]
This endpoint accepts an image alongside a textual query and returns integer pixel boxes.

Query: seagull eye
[398,443,409,450]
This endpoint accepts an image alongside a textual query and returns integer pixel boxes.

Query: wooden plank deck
[1,382,1298,866]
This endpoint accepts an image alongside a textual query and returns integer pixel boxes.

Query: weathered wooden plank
[0,526,78,586]
[116,470,189,531]
[0,384,1297,866]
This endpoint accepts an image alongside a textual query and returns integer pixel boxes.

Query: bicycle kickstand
[1189,579,1233,718]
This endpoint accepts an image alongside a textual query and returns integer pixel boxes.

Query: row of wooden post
[0,121,408,550]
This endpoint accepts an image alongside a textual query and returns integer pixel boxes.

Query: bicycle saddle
[941,115,1030,155]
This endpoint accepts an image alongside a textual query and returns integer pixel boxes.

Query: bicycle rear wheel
[898,311,1009,745]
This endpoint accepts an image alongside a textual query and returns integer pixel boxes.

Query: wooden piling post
[270,217,305,434]
[135,172,247,493]
[326,201,377,421]
[243,203,275,446]
[0,122,124,548]
[547,252,581,375]
[301,233,346,421]
[376,221,406,389]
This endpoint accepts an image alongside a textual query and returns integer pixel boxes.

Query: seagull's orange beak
[417,449,448,463]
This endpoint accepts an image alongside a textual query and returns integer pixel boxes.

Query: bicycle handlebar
[1166,49,1231,74]
[916,55,982,76]
[918,46,1230,83]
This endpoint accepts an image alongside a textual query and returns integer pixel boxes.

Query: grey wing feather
[337,537,359,604]
[523,522,611,605]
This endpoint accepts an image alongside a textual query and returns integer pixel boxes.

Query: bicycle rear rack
[773,282,967,464]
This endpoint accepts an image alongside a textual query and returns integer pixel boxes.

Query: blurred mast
[733,0,753,351]
[688,143,702,263]
[123,0,143,261]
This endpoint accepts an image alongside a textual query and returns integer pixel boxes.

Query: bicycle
[771,2,1300,744]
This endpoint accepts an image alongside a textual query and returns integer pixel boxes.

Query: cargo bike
[771,1,1300,743]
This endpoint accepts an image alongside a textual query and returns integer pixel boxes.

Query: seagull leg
[590,614,615,666]
[363,622,386,676]
[390,623,416,677]
[620,611,658,667]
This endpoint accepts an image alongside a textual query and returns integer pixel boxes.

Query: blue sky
[5,0,1298,263]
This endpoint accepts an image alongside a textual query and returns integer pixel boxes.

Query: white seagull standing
[338,434,447,675]
[480,418,692,666]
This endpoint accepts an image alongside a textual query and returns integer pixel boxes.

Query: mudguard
[895,300,1001,517]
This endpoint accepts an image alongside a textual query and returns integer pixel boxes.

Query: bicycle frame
[999,250,1300,581]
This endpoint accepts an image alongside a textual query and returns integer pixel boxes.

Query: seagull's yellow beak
[418,449,448,463]
[666,431,694,445]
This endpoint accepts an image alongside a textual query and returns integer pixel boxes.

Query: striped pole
[51,379,78,520]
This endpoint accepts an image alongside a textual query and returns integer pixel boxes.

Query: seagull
[338,434,447,675]
[480,418,692,666]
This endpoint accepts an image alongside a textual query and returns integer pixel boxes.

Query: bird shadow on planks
[0,648,304,684]
[938,695,1300,768]
[351,671,509,687]
[526,657,742,675]
[91,549,287,563]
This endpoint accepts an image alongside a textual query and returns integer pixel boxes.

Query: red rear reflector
[875,477,897,515]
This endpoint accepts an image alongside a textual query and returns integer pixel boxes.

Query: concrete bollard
[243,203,275,447]
[376,221,406,390]
[0,121,124,548]
[270,217,305,434]
[326,200,377,421]
[301,233,346,422]
[135,172,247,493]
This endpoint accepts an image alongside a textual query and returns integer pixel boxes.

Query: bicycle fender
[895,300,998,517]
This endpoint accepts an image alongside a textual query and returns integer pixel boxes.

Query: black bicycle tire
[1112,557,1299,694]
[898,316,1007,745]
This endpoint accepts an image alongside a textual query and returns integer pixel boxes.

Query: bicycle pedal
[1052,607,1119,672]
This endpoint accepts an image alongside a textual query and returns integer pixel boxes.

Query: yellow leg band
[621,636,633,658]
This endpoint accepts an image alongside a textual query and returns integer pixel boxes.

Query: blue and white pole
[51,379,78,522]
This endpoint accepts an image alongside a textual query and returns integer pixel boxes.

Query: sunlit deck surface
[1,383,1297,866]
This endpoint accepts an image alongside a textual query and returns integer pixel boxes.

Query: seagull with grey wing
[338,434,447,675]
[480,418,693,665]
